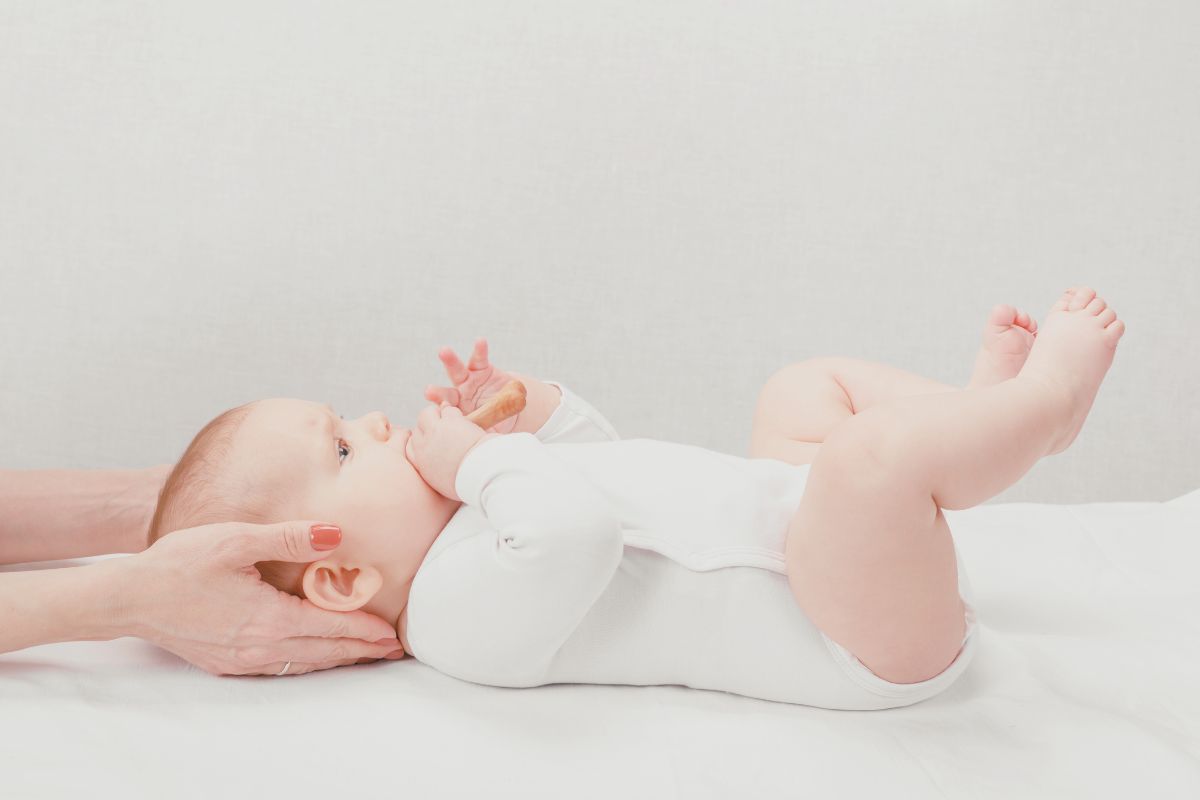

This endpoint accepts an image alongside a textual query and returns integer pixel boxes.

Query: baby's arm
[405,433,623,685]
[528,380,620,444]
[503,372,563,435]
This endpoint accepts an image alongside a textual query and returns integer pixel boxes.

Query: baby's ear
[302,559,383,612]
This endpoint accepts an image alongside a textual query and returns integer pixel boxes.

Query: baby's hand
[424,337,521,434]
[405,402,501,501]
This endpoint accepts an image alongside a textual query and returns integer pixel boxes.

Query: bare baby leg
[783,288,1124,684]
[750,302,1042,467]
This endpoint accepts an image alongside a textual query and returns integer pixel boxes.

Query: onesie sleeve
[534,381,620,444]
[404,433,624,687]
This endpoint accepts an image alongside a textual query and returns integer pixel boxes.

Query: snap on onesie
[405,382,978,710]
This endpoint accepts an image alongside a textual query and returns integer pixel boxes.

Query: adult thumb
[218,521,342,565]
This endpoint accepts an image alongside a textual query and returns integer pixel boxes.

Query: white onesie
[405,382,978,710]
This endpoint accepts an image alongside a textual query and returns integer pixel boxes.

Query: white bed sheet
[3,491,1199,799]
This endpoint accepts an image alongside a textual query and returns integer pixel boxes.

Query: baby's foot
[1016,287,1125,455]
[965,304,1039,390]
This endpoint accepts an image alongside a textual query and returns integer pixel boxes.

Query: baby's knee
[759,358,838,400]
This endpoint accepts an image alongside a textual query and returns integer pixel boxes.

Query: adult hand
[112,520,403,676]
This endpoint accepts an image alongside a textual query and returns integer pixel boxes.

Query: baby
[150,287,1123,709]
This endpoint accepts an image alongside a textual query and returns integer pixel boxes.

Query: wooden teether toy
[465,380,527,430]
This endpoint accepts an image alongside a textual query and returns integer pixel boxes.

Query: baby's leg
[787,288,1124,684]
[751,303,1040,467]
[750,359,961,466]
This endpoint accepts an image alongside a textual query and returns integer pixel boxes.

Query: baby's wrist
[449,433,503,502]
[463,433,502,461]
[505,374,562,435]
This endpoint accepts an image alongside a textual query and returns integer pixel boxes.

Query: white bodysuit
[406,382,978,710]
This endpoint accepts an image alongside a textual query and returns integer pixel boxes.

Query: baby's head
[149,399,460,626]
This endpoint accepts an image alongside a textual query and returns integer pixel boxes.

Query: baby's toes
[1084,296,1107,316]
[1096,307,1117,328]
[1104,318,1126,344]
[1051,288,1079,313]
[1068,286,1097,312]
[1014,309,1037,333]
[986,303,1018,328]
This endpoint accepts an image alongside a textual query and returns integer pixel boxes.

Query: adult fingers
[216,520,343,565]
[231,659,345,677]
[293,658,380,675]
[260,657,393,676]
[240,636,401,667]
[282,601,400,643]
[161,637,396,677]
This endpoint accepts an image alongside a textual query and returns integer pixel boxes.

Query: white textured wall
[1,1,1196,503]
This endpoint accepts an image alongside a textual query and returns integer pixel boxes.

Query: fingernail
[310,524,341,550]
[384,649,405,660]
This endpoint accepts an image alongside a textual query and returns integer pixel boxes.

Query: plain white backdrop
[1,1,1196,503]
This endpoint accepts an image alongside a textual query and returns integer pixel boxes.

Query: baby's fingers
[424,384,460,406]
[466,337,491,370]
[415,404,443,430]
[438,346,472,387]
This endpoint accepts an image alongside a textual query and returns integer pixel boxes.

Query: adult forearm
[0,559,125,654]
[505,373,563,435]
[0,467,169,565]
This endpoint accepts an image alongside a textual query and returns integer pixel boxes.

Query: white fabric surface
[4,490,1197,798]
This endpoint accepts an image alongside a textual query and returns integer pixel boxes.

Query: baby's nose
[367,411,391,440]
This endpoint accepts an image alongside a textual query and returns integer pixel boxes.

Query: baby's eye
[338,441,350,464]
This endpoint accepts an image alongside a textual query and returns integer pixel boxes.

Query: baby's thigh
[748,431,821,466]
[749,361,850,466]
[784,422,967,685]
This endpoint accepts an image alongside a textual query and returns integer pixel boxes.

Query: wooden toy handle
[465,380,528,430]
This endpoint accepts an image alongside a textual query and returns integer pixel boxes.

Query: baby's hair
[149,403,308,598]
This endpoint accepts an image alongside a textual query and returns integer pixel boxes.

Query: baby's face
[231,398,460,623]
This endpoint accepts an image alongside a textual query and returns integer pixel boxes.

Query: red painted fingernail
[310,525,341,550]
